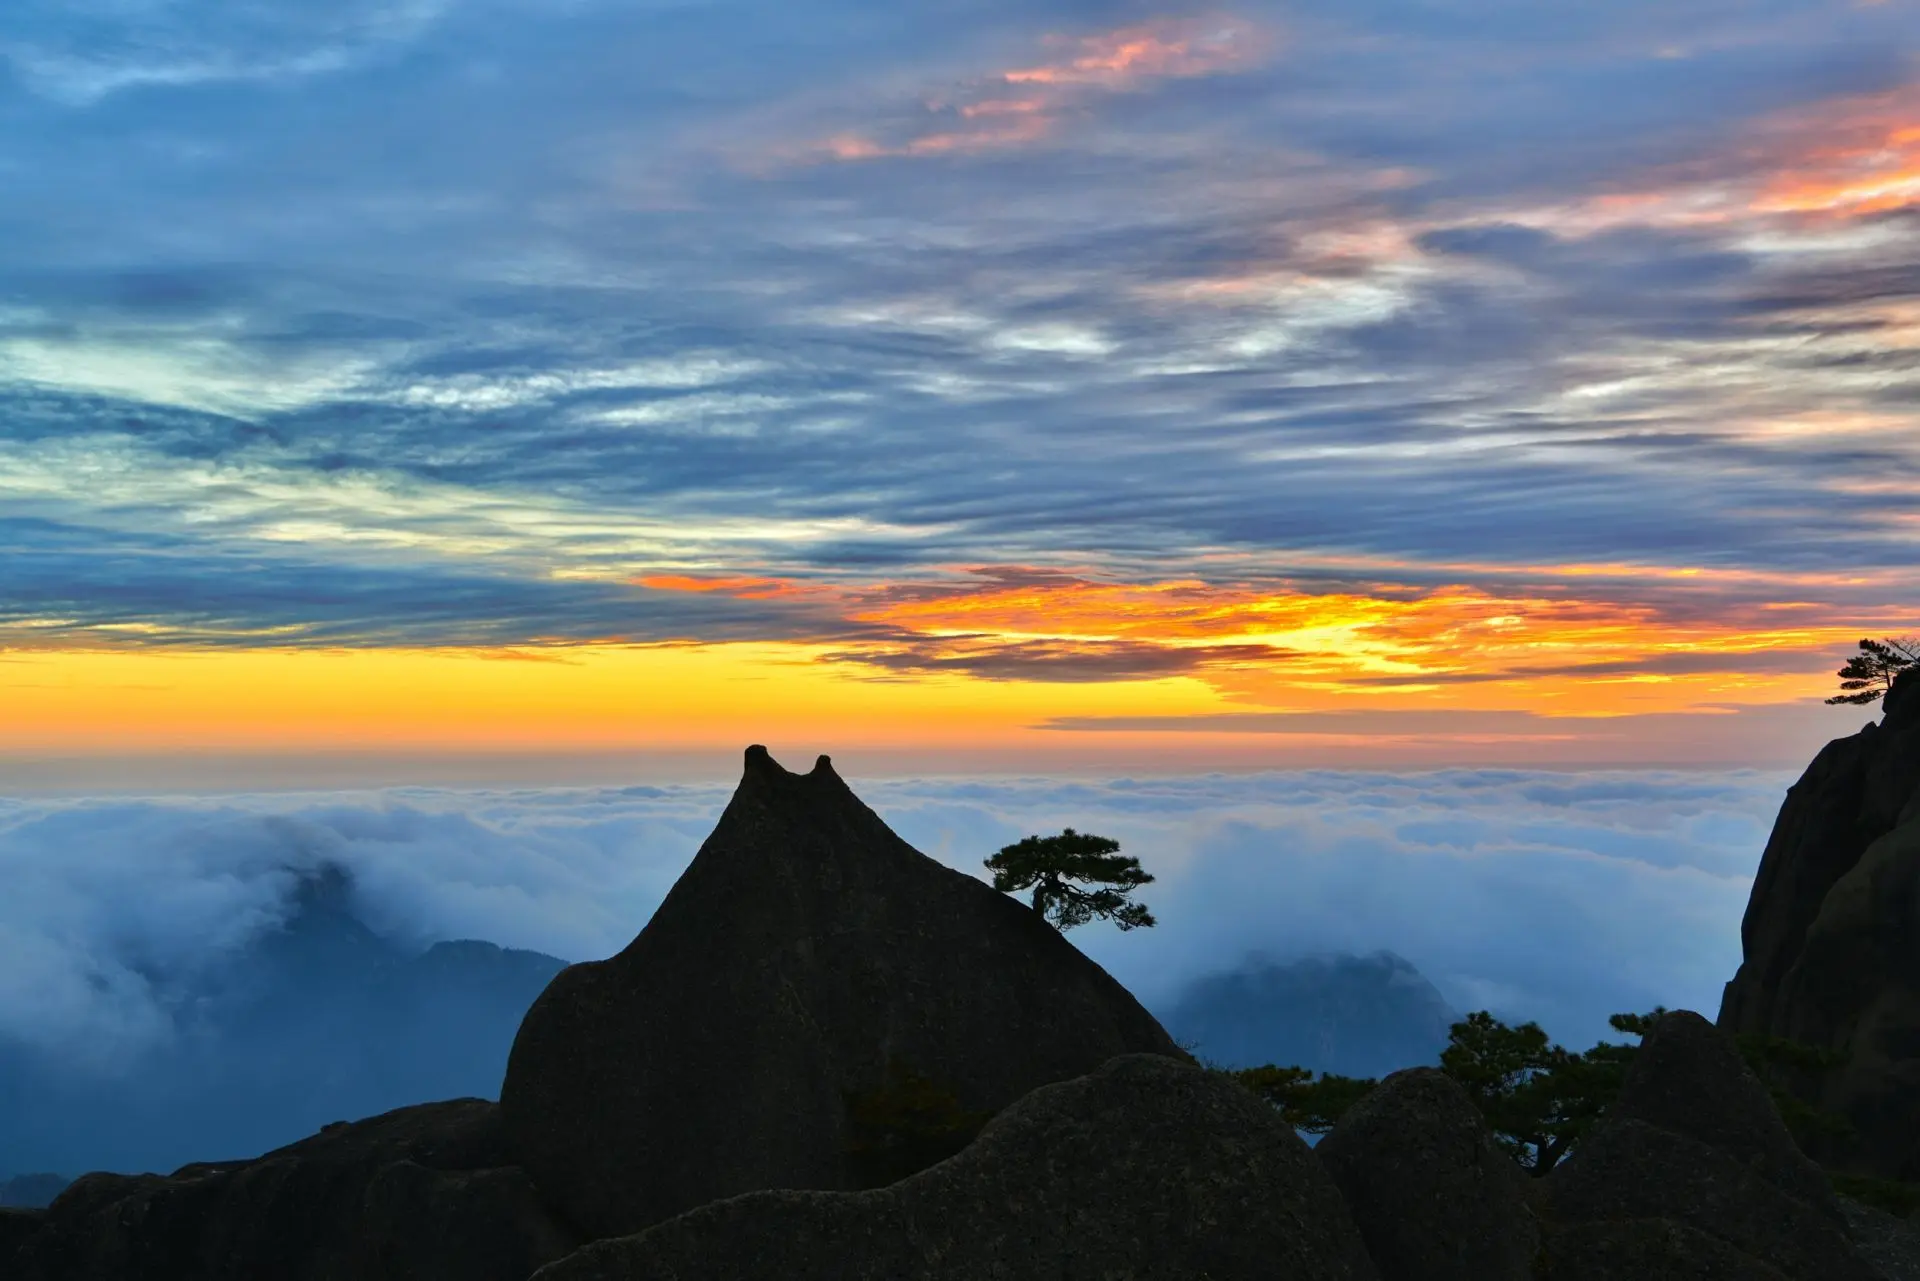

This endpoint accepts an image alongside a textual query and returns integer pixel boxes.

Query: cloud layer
[2,0,1917,750]
[0,765,1786,1073]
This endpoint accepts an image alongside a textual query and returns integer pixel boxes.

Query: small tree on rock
[984,828,1156,931]
[1828,637,1920,706]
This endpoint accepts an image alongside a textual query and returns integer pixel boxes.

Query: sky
[3,0,1919,775]
[0,765,1779,1070]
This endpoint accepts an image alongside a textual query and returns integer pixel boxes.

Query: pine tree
[1827,637,1920,706]
[983,828,1156,931]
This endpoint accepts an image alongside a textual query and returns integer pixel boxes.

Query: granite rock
[531,1053,1379,1281]
[1316,1066,1539,1281]
[501,746,1184,1239]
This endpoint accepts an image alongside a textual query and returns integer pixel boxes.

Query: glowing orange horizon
[6,559,1897,762]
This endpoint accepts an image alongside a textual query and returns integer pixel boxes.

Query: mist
[0,765,1783,1179]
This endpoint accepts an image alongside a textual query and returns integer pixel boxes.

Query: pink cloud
[777,13,1268,166]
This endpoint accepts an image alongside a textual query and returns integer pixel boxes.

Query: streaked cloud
[0,0,454,104]
[776,13,1269,164]
[2,0,1917,760]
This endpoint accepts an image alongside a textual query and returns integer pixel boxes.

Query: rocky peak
[500,745,1184,1240]
[1719,689,1920,1178]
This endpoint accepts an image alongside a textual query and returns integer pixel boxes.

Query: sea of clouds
[0,767,1790,1072]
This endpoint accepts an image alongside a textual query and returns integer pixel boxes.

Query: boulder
[1316,1066,1539,1280]
[530,1054,1380,1281]
[2,1208,44,1268]
[1541,1118,1874,1281]
[1719,667,1920,1176]
[11,1099,574,1281]
[500,746,1185,1239]
[1539,1011,1875,1281]
[1840,1197,1920,1281]
[1537,1218,1791,1281]
[1609,1010,1839,1215]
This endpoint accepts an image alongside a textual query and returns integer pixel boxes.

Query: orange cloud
[780,13,1267,166]
[1750,87,1920,217]
[1002,16,1265,87]
[1506,82,1920,236]
[640,564,1896,713]
[636,573,796,598]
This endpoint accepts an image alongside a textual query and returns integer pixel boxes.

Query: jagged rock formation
[500,746,1184,1240]
[529,1053,1380,1281]
[1537,1011,1876,1280]
[1316,1067,1539,1280]
[1719,667,1920,1177]
[1160,950,1458,1076]
[6,1099,573,1281]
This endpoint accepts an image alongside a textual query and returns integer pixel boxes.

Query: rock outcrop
[1719,666,1920,1177]
[1538,1219,1792,1281]
[529,1053,1380,1281]
[1538,1011,1876,1281]
[1316,1067,1539,1281]
[500,746,1184,1239]
[7,1099,573,1281]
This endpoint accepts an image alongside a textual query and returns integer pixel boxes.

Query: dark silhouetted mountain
[1719,666,1920,1178]
[0,864,566,1181]
[1158,951,1458,1076]
[0,1176,71,1210]
[501,746,1185,1240]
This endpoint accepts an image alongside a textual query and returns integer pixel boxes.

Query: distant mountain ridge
[1158,950,1459,1077]
[0,863,566,1182]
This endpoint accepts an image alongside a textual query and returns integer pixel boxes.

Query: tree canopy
[1828,637,1919,706]
[983,828,1156,931]
[1226,1007,1857,1182]
[1230,1008,1661,1175]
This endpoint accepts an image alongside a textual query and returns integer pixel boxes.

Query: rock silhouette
[1538,1011,1876,1280]
[1316,1067,1539,1281]
[529,1053,1380,1281]
[6,1099,573,1281]
[499,745,1184,1239]
[1720,666,1920,1177]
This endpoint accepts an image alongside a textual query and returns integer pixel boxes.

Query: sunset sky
[3,0,1918,778]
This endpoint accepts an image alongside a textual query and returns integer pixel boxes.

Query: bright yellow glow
[0,642,1217,753]
[7,565,1903,760]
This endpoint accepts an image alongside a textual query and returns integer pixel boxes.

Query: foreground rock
[1317,1067,1538,1280]
[1719,667,1920,1176]
[1539,1011,1875,1281]
[502,746,1184,1239]
[8,1100,573,1281]
[1539,1219,1791,1281]
[533,1054,1379,1281]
